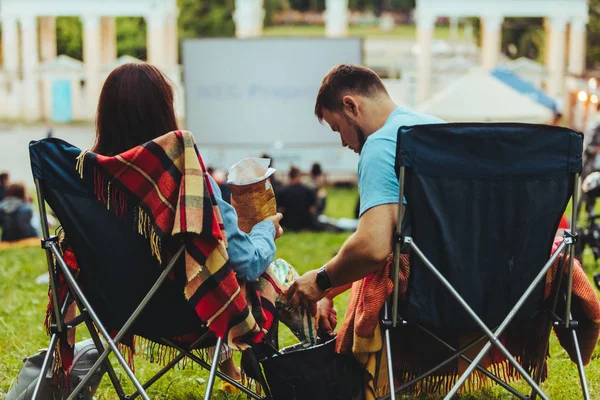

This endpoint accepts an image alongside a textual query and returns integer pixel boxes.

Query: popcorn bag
[227,158,277,233]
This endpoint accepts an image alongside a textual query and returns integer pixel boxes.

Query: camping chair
[379,123,592,400]
[28,138,270,400]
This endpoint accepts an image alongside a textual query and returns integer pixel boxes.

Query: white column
[39,17,57,62]
[416,12,435,105]
[233,0,265,38]
[481,14,503,70]
[1,14,19,76]
[100,17,117,65]
[449,16,459,44]
[82,14,102,120]
[21,15,41,121]
[146,12,166,68]
[1,13,20,119]
[568,19,587,76]
[324,0,349,37]
[546,17,568,97]
[165,10,179,70]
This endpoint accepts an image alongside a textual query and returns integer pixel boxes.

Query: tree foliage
[178,0,235,38]
[56,17,83,60]
[587,0,600,69]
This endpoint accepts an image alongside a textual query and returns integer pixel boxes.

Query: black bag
[260,338,365,400]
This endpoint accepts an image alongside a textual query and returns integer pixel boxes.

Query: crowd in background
[208,159,359,233]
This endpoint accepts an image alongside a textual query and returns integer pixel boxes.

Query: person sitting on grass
[0,183,39,242]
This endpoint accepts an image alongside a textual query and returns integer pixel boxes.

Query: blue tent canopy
[491,67,558,114]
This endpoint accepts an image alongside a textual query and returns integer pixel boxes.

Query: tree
[56,17,83,60]
[470,17,545,63]
[587,0,600,69]
[178,0,235,38]
[116,18,147,60]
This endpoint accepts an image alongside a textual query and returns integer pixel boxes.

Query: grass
[0,186,599,399]
[262,24,467,40]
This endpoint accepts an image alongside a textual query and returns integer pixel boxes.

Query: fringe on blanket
[375,355,546,398]
[89,164,163,264]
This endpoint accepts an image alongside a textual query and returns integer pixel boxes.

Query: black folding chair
[379,123,592,400]
[29,138,270,400]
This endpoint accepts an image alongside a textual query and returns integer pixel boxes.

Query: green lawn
[263,23,467,40]
[1,186,599,399]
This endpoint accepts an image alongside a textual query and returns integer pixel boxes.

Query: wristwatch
[316,265,332,291]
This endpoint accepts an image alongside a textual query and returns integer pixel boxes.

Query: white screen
[182,38,362,173]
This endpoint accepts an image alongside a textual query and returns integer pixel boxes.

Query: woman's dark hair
[6,183,26,200]
[92,62,179,156]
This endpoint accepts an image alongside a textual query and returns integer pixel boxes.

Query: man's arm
[327,203,397,287]
[287,202,398,310]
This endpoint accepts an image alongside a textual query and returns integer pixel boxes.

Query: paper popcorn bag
[228,158,277,233]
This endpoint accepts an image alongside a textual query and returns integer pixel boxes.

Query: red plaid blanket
[46,131,273,380]
[80,130,264,344]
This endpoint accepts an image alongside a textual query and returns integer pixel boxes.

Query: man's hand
[286,269,326,315]
[264,213,284,239]
[317,297,337,337]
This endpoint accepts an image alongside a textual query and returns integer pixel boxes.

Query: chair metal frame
[31,178,269,400]
[379,159,591,400]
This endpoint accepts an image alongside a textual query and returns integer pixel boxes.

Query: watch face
[317,270,330,290]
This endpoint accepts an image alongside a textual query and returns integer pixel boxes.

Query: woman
[92,62,284,385]
[0,183,38,242]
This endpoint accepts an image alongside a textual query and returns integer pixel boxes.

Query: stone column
[146,12,166,69]
[21,14,41,121]
[82,14,102,120]
[449,16,459,44]
[416,12,435,105]
[39,17,57,62]
[165,10,179,70]
[233,0,265,38]
[100,17,117,65]
[481,14,503,70]
[568,19,587,76]
[325,0,349,37]
[1,13,20,119]
[546,17,568,97]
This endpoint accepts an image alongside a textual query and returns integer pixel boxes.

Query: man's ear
[342,95,359,118]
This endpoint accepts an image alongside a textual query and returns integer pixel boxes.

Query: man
[278,166,318,231]
[287,64,443,332]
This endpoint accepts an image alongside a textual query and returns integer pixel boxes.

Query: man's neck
[364,99,398,137]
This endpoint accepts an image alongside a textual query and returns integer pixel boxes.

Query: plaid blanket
[337,239,600,399]
[46,131,276,380]
[79,130,263,345]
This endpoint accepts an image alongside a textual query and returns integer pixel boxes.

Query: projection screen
[182,38,363,175]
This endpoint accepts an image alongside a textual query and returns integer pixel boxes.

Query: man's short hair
[289,166,301,180]
[314,64,387,122]
[0,172,8,183]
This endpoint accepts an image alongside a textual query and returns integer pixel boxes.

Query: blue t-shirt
[358,108,444,217]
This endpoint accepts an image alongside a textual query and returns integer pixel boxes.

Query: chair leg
[31,333,59,400]
[571,327,591,400]
[204,336,223,400]
[128,353,187,400]
[383,302,396,400]
[85,318,127,400]
[162,338,264,400]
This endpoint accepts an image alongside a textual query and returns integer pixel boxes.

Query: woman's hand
[264,213,284,239]
[317,297,337,337]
